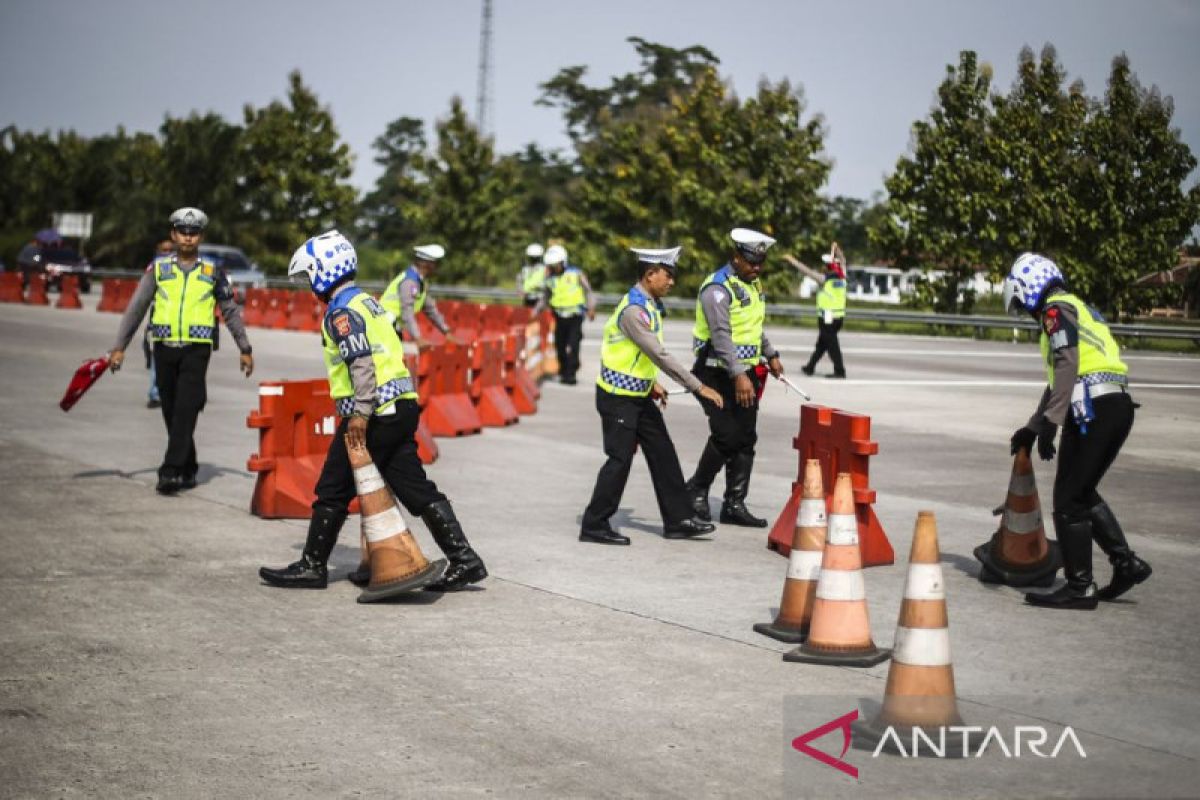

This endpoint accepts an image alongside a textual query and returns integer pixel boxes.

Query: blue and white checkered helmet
[1003,252,1064,316]
[289,230,357,295]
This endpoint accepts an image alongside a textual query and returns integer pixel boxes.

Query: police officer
[801,242,848,378]
[1004,253,1151,609]
[685,228,785,528]
[107,208,254,494]
[580,246,724,545]
[259,231,486,592]
[517,243,546,307]
[381,243,461,346]
[535,244,595,385]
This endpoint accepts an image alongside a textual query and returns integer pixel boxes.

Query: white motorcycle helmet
[288,230,358,296]
[1003,252,1065,316]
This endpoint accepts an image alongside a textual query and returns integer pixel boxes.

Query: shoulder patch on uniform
[406,283,420,297]
[361,296,387,317]
[709,286,728,303]
[1043,306,1061,334]
[327,308,371,361]
[637,308,652,327]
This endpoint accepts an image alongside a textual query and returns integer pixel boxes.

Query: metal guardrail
[90,270,1200,344]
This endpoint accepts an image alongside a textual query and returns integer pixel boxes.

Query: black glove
[1037,423,1058,461]
[1010,426,1037,456]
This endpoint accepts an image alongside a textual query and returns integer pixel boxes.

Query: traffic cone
[974,449,1061,587]
[784,473,891,667]
[753,459,826,643]
[853,511,979,756]
[56,275,83,309]
[26,274,49,305]
[347,437,445,602]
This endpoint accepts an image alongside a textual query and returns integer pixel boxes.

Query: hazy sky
[2,0,1197,202]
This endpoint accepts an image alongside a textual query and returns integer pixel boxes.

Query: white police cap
[525,243,545,258]
[169,207,208,229]
[413,243,445,261]
[630,246,682,268]
[730,227,775,262]
[544,244,568,266]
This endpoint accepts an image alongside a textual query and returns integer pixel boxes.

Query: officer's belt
[1087,382,1127,399]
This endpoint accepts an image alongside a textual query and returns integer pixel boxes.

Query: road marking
[821,380,1200,389]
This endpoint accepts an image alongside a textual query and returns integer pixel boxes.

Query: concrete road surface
[1,297,1198,798]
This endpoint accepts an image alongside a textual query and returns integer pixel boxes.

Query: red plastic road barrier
[259,289,290,329]
[538,311,559,376]
[114,279,138,313]
[767,404,894,567]
[248,380,366,519]
[96,279,119,312]
[480,304,513,336]
[503,327,539,414]
[403,352,439,465]
[287,291,321,332]
[25,273,49,306]
[419,342,482,436]
[453,302,483,343]
[56,275,83,309]
[471,336,519,426]
[0,273,24,303]
[242,288,267,327]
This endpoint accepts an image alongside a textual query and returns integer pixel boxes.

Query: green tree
[871,51,1002,312]
[239,71,357,271]
[159,113,245,245]
[359,115,427,249]
[1074,54,1200,316]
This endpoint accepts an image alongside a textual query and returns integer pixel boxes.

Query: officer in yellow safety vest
[801,242,848,378]
[259,231,486,593]
[580,246,724,545]
[1004,252,1150,610]
[517,243,546,307]
[107,207,254,494]
[685,228,785,528]
[534,243,595,384]
[381,243,461,346]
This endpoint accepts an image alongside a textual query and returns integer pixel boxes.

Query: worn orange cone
[974,449,1061,587]
[754,459,826,643]
[784,473,891,667]
[347,437,445,602]
[854,511,979,756]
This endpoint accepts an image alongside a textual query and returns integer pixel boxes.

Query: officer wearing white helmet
[518,243,547,307]
[580,246,724,545]
[260,231,487,594]
[534,243,596,384]
[801,242,848,378]
[380,243,462,346]
[685,227,785,527]
[107,207,254,494]
[1004,252,1150,609]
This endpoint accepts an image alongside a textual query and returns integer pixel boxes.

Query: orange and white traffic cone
[784,473,891,667]
[854,511,979,755]
[753,459,826,643]
[974,449,1061,587]
[347,437,445,602]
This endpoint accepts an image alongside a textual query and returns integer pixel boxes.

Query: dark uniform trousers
[313,399,447,520]
[553,313,584,381]
[153,342,211,480]
[582,388,694,530]
[806,318,845,375]
[695,364,760,463]
[1054,392,1135,519]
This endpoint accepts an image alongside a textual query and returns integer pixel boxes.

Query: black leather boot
[422,500,487,592]
[1087,501,1152,601]
[720,451,767,527]
[685,441,725,522]
[1025,512,1098,609]
[259,505,347,589]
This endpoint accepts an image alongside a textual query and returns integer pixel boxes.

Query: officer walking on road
[535,244,596,385]
[801,242,848,379]
[1004,252,1151,609]
[381,243,461,346]
[685,228,785,528]
[107,208,254,494]
[580,247,723,545]
[517,243,546,307]
[259,231,486,592]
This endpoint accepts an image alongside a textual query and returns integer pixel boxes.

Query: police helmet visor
[174,225,203,237]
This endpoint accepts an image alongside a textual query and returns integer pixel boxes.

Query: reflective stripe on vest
[549,268,586,312]
[1039,293,1128,388]
[149,256,217,344]
[323,288,418,416]
[816,276,847,318]
[692,265,766,365]
[597,286,662,397]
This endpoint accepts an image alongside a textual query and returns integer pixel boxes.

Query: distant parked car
[27,245,93,293]
[199,244,267,293]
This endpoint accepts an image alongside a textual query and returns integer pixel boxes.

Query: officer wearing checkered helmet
[107,207,254,494]
[259,231,487,593]
[1004,252,1151,609]
[579,246,724,545]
